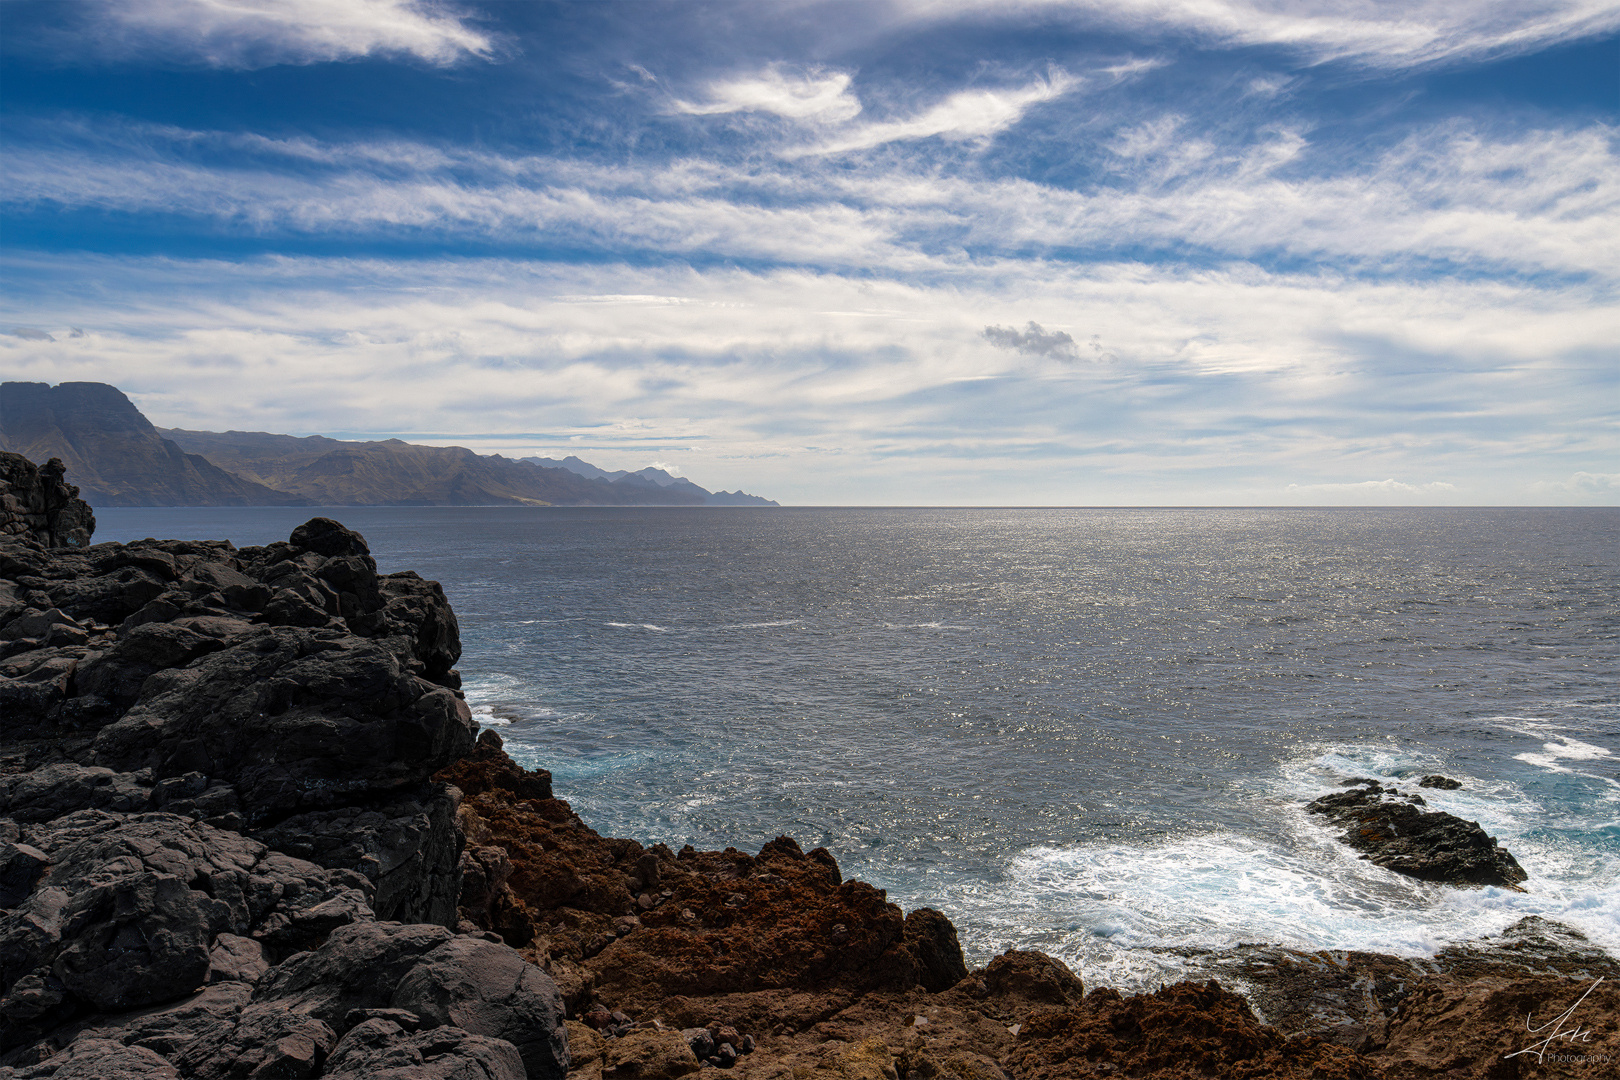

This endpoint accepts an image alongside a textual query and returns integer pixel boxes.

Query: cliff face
[0,453,95,548]
[0,383,306,508]
[0,517,577,1077]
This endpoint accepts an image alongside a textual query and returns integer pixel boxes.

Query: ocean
[95,506,1620,988]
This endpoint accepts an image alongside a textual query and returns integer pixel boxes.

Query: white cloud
[673,65,863,122]
[1286,478,1458,494]
[892,1,1620,68]
[803,70,1078,154]
[7,118,1613,280]
[1532,471,1620,495]
[88,0,493,68]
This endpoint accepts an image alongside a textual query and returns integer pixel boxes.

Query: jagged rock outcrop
[437,732,970,1017]
[1305,780,1527,888]
[0,454,93,549]
[0,516,573,1075]
[1006,981,1378,1080]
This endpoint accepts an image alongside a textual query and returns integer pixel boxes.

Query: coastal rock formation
[1305,780,1527,889]
[435,737,1399,1080]
[1006,981,1378,1080]
[0,510,574,1074]
[437,732,970,1016]
[0,454,94,550]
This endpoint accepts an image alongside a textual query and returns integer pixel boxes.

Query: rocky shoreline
[2,455,1615,1078]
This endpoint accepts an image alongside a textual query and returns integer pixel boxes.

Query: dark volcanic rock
[391,935,569,1078]
[0,453,94,549]
[0,1036,181,1078]
[0,809,374,1040]
[250,921,455,1029]
[323,1015,526,1079]
[168,1000,337,1079]
[1305,781,1527,888]
[1417,774,1462,789]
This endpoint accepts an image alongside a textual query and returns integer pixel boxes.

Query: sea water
[95,506,1620,988]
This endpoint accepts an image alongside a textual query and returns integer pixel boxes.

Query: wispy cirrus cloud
[669,64,1080,155]
[891,0,1620,68]
[77,0,495,68]
[5,118,1615,279]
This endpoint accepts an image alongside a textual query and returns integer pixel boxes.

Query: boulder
[4,1036,179,1079]
[252,783,463,925]
[207,934,270,985]
[0,809,375,1041]
[1305,783,1527,888]
[0,764,150,824]
[391,935,569,1079]
[980,950,1085,1011]
[323,1016,525,1080]
[65,979,251,1060]
[168,1000,337,1079]
[251,920,454,1029]
[601,1029,702,1080]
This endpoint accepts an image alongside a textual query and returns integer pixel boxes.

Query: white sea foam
[926,739,1620,990]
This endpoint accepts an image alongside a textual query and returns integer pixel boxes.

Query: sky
[1,1,1617,505]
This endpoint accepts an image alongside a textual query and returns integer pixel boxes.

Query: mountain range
[0,381,777,508]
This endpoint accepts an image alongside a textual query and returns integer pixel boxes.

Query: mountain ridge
[0,381,779,507]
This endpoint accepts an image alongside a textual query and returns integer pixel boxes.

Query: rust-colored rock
[435,741,967,1014]
[1007,981,1382,1080]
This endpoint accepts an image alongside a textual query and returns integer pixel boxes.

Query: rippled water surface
[98,506,1620,985]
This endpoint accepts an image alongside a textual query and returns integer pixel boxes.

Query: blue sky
[2,1,1616,505]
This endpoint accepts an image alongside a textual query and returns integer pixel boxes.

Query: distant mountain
[0,382,307,507]
[161,431,707,507]
[0,380,779,507]
[522,456,778,506]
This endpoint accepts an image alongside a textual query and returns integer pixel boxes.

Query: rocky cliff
[1,487,1613,1078]
[0,454,95,550]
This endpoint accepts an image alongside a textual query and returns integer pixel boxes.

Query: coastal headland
[2,454,1614,1079]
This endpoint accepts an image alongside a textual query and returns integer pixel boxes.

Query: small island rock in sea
[0,452,1615,1078]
